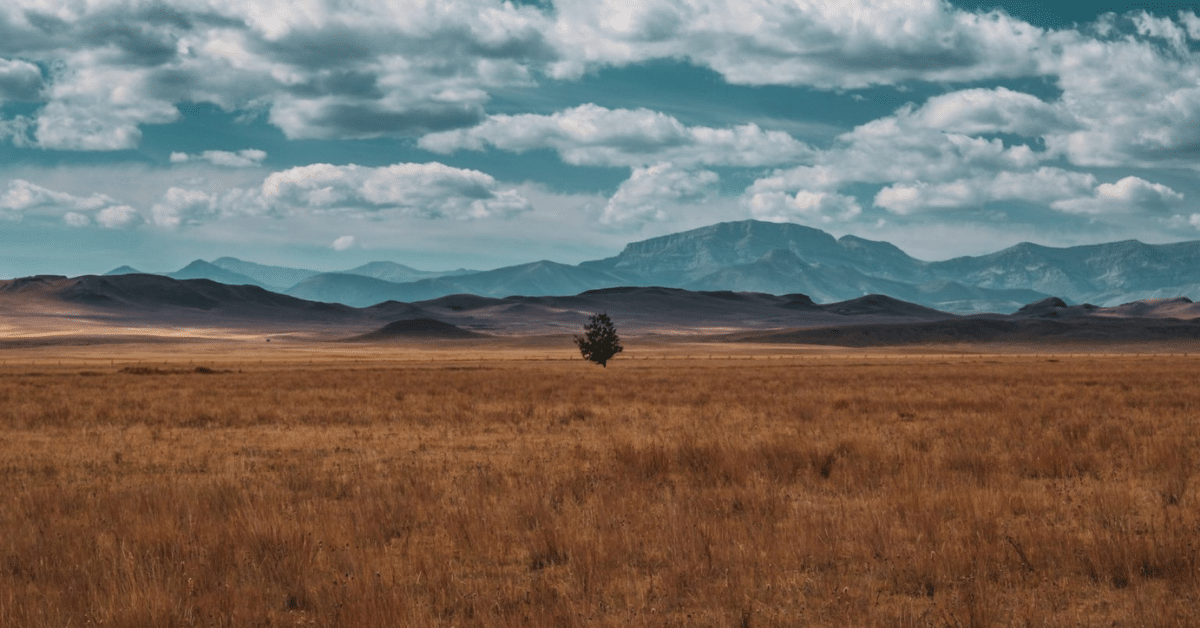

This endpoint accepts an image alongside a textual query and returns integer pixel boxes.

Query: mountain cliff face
[927,240,1200,300]
[581,220,920,280]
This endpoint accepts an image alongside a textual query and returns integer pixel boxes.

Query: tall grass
[0,355,1197,626]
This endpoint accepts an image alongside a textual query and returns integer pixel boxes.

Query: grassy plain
[1,342,1199,626]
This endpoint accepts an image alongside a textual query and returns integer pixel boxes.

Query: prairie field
[1,343,1199,626]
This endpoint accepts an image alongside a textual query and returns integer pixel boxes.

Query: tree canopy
[574,312,623,367]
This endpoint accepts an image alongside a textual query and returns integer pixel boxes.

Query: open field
[2,343,1199,626]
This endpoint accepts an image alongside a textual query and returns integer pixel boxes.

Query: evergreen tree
[574,312,623,367]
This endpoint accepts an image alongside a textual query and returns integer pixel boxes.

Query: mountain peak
[177,259,228,273]
[1016,296,1069,316]
[169,259,264,288]
[105,265,144,275]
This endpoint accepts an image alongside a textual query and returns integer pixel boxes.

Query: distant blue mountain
[104,265,144,275]
[167,260,267,288]
[210,257,321,290]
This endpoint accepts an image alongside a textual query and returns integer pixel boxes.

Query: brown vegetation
[1,351,1198,626]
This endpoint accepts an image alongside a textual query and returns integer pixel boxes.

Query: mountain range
[96,220,1200,314]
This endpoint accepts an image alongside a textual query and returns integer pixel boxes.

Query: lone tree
[575,312,623,367]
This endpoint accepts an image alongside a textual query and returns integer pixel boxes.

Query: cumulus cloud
[143,161,531,229]
[872,168,1098,214]
[1051,176,1185,214]
[95,205,143,228]
[1040,22,1200,168]
[260,162,531,220]
[1134,12,1188,52]
[747,189,862,224]
[744,88,1057,209]
[1181,11,1200,40]
[0,58,42,101]
[0,114,35,147]
[30,50,180,150]
[600,163,718,227]
[0,179,114,214]
[420,104,812,167]
[62,212,90,227]
[332,235,356,251]
[912,87,1076,137]
[170,149,268,168]
[741,95,1055,212]
[547,0,1047,88]
[150,187,217,229]
[0,178,150,226]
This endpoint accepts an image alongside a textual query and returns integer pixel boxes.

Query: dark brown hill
[718,317,1200,347]
[0,274,427,323]
[345,318,484,341]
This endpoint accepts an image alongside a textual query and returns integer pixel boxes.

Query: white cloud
[420,104,812,167]
[95,205,143,228]
[0,114,35,147]
[873,182,974,215]
[912,87,1075,137]
[1181,11,1200,40]
[0,178,151,227]
[0,58,42,101]
[828,100,1045,181]
[1134,12,1188,52]
[742,94,1054,210]
[1041,25,1200,168]
[747,190,862,223]
[1051,176,1185,215]
[872,168,1098,214]
[600,163,718,228]
[62,212,90,227]
[31,50,179,150]
[143,161,532,229]
[548,0,1046,88]
[150,187,216,229]
[0,179,114,214]
[260,162,531,219]
[331,235,356,251]
[170,149,268,168]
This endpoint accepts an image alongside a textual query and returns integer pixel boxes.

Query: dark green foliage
[574,312,623,367]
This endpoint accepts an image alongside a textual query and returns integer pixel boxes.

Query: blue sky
[1,0,1199,276]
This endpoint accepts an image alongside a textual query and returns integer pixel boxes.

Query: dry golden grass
[1,348,1198,626]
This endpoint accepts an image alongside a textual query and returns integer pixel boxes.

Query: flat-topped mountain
[581,220,926,282]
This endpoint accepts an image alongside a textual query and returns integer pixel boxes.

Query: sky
[2,0,1200,277]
